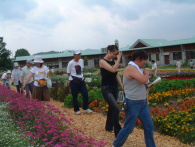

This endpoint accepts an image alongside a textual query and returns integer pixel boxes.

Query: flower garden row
[151,96,195,143]
[0,85,107,147]
[50,71,195,144]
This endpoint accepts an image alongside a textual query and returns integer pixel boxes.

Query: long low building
[15,36,195,69]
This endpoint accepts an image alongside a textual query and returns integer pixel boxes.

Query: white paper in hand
[148,77,161,87]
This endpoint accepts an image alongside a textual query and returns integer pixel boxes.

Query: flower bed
[157,69,195,73]
[148,88,195,104]
[0,103,32,147]
[0,84,107,147]
[164,76,195,80]
[151,97,195,143]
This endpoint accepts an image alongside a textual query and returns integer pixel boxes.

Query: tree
[0,37,13,71]
[15,48,30,58]
[84,56,88,66]
[33,51,60,55]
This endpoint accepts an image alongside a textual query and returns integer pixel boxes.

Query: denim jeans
[2,79,11,89]
[113,98,156,147]
[70,80,89,112]
[102,86,121,137]
[25,81,34,98]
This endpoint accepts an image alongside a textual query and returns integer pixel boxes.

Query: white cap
[14,62,19,67]
[26,59,33,64]
[7,70,11,73]
[33,56,44,63]
[74,50,81,55]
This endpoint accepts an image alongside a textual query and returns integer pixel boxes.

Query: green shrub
[64,94,83,108]
[150,78,195,93]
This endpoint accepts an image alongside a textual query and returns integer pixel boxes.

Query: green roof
[130,37,195,49]
[14,36,195,61]
[15,49,103,61]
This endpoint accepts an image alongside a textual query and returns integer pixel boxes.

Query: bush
[50,82,71,102]
[64,87,105,108]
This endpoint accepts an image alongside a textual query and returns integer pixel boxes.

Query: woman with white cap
[1,70,11,89]
[11,62,23,93]
[21,56,50,101]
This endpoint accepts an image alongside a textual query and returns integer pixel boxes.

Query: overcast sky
[1,0,195,56]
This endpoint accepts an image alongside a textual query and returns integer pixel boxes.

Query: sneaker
[84,109,93,113]
[75,111,81,115]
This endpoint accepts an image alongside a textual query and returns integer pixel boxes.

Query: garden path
[7,84,192,147]
[49,100,192,147]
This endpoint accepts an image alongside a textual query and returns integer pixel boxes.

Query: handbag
[46,78,52,88]
[44,66,52,88]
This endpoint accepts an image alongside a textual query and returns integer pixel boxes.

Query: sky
[1,0,195,57]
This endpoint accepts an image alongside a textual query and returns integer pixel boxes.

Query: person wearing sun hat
[11,62,23,93]
[1,70,12,89]
[66,50,93,115]
[21,56,50,101]
[21,59,34,98]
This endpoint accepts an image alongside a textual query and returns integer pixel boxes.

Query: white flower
[85,78,92,83]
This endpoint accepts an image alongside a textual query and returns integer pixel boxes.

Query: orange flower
[89,103,95,108]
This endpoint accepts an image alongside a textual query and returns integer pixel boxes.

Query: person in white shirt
[189,60,194,69]
[176,59,181,73]
[151,60,157,77]
[21,56,50,101]
[1,70,11,89]
[11,62,23,93]
[67,50,92,115]
[21,59,34,98]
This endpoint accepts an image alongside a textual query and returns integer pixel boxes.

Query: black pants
[70,80,89,112]
[101,86,121,137]
[16,81,23,94]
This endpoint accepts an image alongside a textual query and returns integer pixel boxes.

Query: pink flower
[47,130,53,134]
[42,138,48,142]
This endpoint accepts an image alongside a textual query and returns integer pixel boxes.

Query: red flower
[137,119,142,125]
[155,107,159,112]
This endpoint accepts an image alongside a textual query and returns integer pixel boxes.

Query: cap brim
[33,60,44,63]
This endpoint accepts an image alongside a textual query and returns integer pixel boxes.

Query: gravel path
[49,100,192,147]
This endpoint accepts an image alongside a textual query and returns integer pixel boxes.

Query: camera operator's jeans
[113,98,156,147]
[101,86,121,137]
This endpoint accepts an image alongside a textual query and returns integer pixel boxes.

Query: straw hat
[33,56,44,63]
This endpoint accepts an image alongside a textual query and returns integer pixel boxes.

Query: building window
[94,58,100,67]
[173,52,182,60]
[156,54,159,61]
[186,51,195,59]
[148,54,151,61]
[62,61,68,68]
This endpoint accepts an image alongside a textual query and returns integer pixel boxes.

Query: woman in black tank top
[99,45,123,137]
